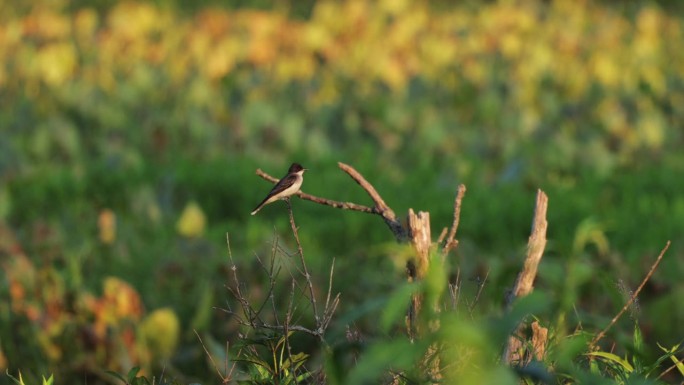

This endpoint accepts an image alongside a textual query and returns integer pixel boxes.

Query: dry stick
[589,240,671,350]
[505,189,549,309]
[286,198,321,332]
[443,184,467,255]
[337,162,407,240]
[502,189,549,365]
[436,227,448,246]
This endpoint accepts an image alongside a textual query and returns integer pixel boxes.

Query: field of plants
[2,0,684,384]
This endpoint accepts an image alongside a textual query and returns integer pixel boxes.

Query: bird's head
[289,163,307,174]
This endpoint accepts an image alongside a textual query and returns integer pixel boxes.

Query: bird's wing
[266,173,299,197]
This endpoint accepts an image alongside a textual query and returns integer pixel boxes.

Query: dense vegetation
[1,0,683,383]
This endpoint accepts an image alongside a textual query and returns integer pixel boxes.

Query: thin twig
[322,258,340,332]
[284,278,296,383]
[448,268,461,311]
[267,234,282,325]
[468,269,489,313]
[195,329,230,382]
[325,258,335,313]
[286,198,321,331]
[589,241,671,349]
[226,234,257,324]
[252,245,281,323]
[217,306,322,336]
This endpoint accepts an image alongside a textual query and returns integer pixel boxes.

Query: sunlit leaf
[586,351,635,373]
[176,201,206,238]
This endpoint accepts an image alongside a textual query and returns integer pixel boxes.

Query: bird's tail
[250,199,268,215]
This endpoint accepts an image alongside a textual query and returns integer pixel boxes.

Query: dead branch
[255,163,407,240]
[408,209,432,279]
[503,189,549,365]
[589,240,671,350]
[337,162,407,240]
[507,189,549,307]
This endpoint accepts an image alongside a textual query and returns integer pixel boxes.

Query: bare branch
[589,240,671,349]
[338,162,407,240]
[256,168,375,213]
[255,163,407,240]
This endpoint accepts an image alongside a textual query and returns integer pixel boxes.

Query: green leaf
[632,321,644,372]
[6,370,25,385]
[127,367,141,384]
[346,338,424,384]
[424,256,447,312]
[657,343,684,377]
[106,370,128,384]
[491,292,551,345]
[552,332,591,367]
[380,282,419,333]
[586,351,634,372]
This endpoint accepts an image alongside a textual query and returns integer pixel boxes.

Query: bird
[251,163,307,215]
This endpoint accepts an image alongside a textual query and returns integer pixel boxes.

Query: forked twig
[195,330,236,383]
[589,241,671,349]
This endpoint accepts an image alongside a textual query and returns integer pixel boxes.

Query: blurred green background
[1,0,683,383]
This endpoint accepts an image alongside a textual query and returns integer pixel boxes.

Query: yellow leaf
[37,43,77,86]
[140,308,180,361]
[98,209,116,244]
[176,201,206,238]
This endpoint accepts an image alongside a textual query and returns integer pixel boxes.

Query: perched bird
[251,163,307,215]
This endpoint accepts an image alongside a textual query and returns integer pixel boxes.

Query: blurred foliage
[1,0,683,383]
